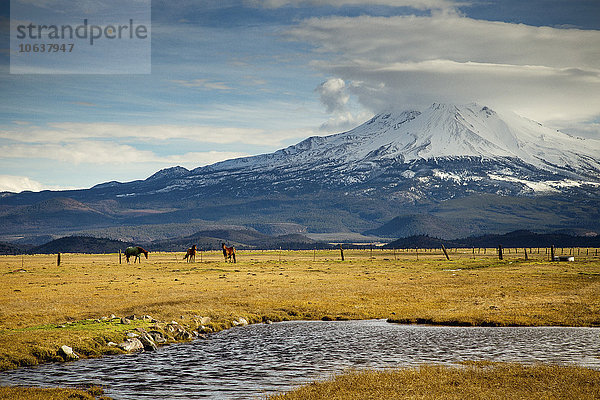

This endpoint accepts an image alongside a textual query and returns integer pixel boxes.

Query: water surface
[1,320,599,399]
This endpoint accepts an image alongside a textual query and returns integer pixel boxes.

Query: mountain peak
[207,101,600,184]
[147,166,190,181]
[350,102,600,176]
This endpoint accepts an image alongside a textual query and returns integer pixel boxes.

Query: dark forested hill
[385,230,600,249]
[0,242,27,255]
[31,236,134,254]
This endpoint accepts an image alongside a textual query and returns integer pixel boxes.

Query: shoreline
[2,313,599,373]
[3,317,600,399]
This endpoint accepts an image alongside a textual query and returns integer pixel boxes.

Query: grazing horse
[125,246,148,264]
[221,243,236,263]
[183,245,197,263]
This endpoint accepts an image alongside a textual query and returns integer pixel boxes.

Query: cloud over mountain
[287,13,600,133]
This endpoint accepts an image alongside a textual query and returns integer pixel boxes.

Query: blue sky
[1,0,599,192]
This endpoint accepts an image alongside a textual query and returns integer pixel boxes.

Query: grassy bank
[0,385,110,399]
[1,248,599,371]
[266,362,600,399]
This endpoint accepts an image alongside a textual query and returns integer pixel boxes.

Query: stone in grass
[118,338,144,352]
[138,333,159,351]
[59,345,79,361]
[148,331,167,344]
[232,318,249,326]
[142,315,157,323]
[166,322,193,340]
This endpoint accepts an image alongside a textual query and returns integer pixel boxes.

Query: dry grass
[0,248,599,371]
[266,362,600,400]
[0,385,109,399]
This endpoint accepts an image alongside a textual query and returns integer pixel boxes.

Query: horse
[125,246,149,264]
[183,245,196,263]
[221,243,236,263]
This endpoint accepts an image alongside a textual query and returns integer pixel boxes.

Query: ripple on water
[1,320,599,399]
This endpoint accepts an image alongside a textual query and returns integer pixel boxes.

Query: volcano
[137,102,600,200]
[1,103,599,239]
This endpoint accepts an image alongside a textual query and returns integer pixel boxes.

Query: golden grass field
[267,362,600,400]
[1,247,599,398]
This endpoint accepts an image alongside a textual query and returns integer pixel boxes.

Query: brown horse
[125,246,149,264]
[221,243,236,263]
[183,245,196,263]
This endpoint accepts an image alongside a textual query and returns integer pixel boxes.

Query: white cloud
[287,14,600,130]
[0,141,249,167]
[170,79,234,91]
[316,78,349,113]
[0,122,305,146]
[0,175,75,193]
[289,15,600,68]
[0,142,157,164]
[314,78,374,132]
[245,0,463,11]
[319,110,373,132]
[549,120,600,140]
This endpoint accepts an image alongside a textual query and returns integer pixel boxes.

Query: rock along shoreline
[1,313,258,372]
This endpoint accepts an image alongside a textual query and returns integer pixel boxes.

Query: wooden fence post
[524,248,528,261]
[550,245,555,261]
[339,244,344,261]
[119,249,122,264]
[441,244,450,261]
[57,253,61,267]
[498,245,503,260]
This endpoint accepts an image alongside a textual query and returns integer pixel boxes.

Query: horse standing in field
[222,243,236,263]
[183,245,197,263]
[125,246,149,264]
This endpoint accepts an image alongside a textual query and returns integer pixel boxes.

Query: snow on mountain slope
[129,102,600,201]
[204,103,600,181]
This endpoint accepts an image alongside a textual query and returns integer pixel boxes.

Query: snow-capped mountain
[210,102,600,179]
[2,102,599,239]
[132,102,597,201]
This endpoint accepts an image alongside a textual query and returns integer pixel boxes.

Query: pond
[1,320,599,399]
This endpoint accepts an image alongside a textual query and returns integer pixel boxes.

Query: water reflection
[1,320,599,399]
